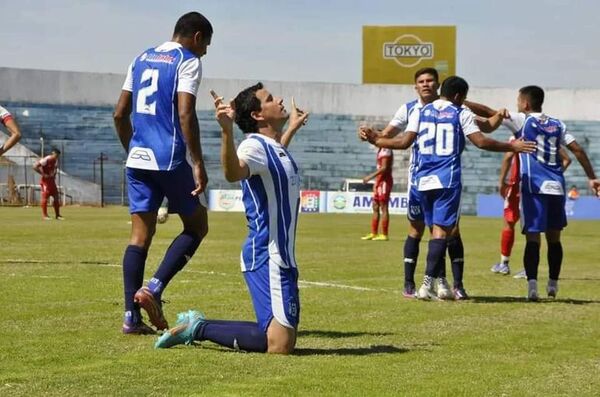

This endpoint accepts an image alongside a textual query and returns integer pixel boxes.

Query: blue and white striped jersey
[237,134,300,272]
[505,112,575,195]
[406,99,479,191]
[122,42,202,171]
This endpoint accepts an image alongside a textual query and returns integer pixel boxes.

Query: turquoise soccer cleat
[154,310,205,349]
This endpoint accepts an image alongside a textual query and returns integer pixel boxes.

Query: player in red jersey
[33,148,63,220]
[361,147,393,241]
[0,105,22,155]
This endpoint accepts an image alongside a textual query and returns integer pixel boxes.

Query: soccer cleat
[513,270,527,279]
[372,234,389,241]
[527,279,539,302]
[417,276,437,300]
[453,286,469,300]
[437,277,454,300]
[122,321,156,335]
[134,287,169,330]
[491,262,510,275]
[155,310,205,348]
[402,282,416,298]
[42,216,52,221]
[56,216,65,221]
[547,279,559,298]
[361,233,376,240]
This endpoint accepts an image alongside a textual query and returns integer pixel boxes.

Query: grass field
[1,206,599,396]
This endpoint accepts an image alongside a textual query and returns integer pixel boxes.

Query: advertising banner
[326,191,408,214]
[300,190,323,213]
[362,26,456,84]
[208,189,245,212]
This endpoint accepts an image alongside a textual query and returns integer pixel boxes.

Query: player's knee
[267,335,296,354]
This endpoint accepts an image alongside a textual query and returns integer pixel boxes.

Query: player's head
[517,85,544,113]
[414,68,439,103]
[50,148,61,157]
[173,12,213,58]
[440,76,469,105]
[234,83,288,134]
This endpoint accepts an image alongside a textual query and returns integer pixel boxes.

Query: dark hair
[440,76,469,98]
[234,82,264,134]
[173,12,213,39]
[51,148,61,155]
[519,85,544,111]
[414,67,439,82]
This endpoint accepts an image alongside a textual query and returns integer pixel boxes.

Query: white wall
[1,67,599,121]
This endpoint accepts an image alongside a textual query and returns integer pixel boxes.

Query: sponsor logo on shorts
[130,149,151,161]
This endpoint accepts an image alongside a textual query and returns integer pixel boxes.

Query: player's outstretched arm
[464,100,498,118]
[113,91,133,151]
[468,132,536,153]
[281,97,309,148]
[0,118,22,155]
[375,131,417,150]
[211,90,249,182]
[477,108,510,133]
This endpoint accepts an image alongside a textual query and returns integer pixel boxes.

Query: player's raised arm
[463,100,499,118]
[374,131,417,150]
[476,108,510,133]
[211,90,250,182]
[469,132,536,153]
[281,97,309,148]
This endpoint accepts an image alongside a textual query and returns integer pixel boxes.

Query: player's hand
[287,97,309,131]
[588,179,600,198]
[510,138,536,153]
[211,90,235,133]
[497,108,510,119]
[362,177,370,184]
[191,162,208,196]
[359,126,376,143]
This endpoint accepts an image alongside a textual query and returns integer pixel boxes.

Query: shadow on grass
[298,329,394,338]
[470,296,599,305]
[294,345,408,356]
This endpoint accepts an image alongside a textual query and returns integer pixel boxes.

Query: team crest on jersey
[383,34,434,68]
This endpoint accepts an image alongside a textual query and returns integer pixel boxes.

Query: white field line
[5,260,396,293]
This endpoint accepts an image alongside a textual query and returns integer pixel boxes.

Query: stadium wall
[2,67,600,121]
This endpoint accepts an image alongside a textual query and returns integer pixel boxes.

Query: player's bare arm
[113,90,133,151]
[468,132,536,153]
[281,97,309,148]
[211,90,250,182]
[463,100,498,118]
[558,147,572,171]
[374,131,417,150]
[362,155,391,183]
[476,108,509,133]
[498,151,514,197]
[565,140,598,193]
[178,91,208,196]
[0,118,22,155]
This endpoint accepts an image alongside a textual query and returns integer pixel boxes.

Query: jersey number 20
[418,122,454,156]
[136,69,159,115]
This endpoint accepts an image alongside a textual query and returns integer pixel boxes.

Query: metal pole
[100,153,104,207]
[23,156,29,206]
[40,136,44,157]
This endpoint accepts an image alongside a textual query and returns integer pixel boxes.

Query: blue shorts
[243,264,300,333]
[407,185,424,222]
[127,162,203,215]
[420,187,461,228]
[521,191,567,233]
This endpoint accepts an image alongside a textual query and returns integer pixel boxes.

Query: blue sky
[2,0,599,88]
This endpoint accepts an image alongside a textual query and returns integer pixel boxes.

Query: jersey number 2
[418,122,454,156]
[136,69,159,115]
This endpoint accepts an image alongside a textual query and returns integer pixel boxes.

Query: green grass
[1,206,599,396]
